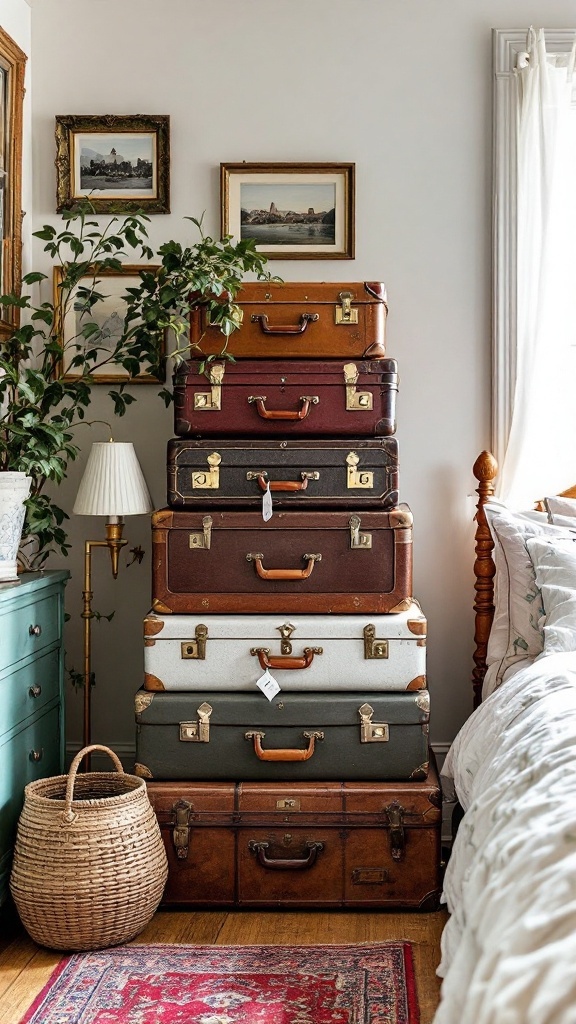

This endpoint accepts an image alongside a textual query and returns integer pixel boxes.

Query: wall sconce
[73,440,153,768]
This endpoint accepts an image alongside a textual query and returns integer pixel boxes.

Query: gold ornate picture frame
[55,114,170,214]
[0,25,26,340]
[221,162,355,259]
[54,264,165,383]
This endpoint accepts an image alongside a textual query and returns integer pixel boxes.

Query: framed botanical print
[0,26,26,340]
[55,114,170,214]
[221,162,355,259]
[54,265,165,383]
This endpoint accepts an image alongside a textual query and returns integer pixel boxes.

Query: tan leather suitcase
[190,281,388,360]
[151,506,413,615]
[145,758,442,910]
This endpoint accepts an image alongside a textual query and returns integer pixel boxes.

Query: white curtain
[498,27,576,507]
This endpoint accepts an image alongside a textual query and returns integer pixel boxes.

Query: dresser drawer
[0,704,61,860]
[0,648,61,742]
[0,593,62,675]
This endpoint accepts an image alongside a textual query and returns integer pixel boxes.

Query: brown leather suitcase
[166,437,399,510]
[151,506,413,615]
[144,759,442,910]
[190,281,388,360]
[173,358,398,438]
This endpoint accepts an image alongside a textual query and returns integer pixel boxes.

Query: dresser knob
[29,624,42,637]
[28,685,42,699]
[29,748,44,762]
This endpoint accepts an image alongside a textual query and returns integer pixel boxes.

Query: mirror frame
[0,24,26,340]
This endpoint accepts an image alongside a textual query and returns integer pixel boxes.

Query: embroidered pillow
[483,502,576,691]
[526,535,576,654]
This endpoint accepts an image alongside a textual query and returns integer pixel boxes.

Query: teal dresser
[0,570,69,906]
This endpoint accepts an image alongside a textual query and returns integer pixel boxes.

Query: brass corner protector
[144,615,165,638]
[134,762,154,779]
[152,598,173,614]
[415,690,430,714]
[389,508,413,529]
[407,616,427,636]
[144,673,166,692]
[151,508,173,528]
[407,675,426,692]
[135,691,156,714]
[388,598,412,614]
[409,762,430,781]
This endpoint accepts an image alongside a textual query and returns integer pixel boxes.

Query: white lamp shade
[73,442,153,516]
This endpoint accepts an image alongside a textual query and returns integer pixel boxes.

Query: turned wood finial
[472,451,498,708]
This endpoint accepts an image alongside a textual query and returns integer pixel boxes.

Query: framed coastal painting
[55,114,170,214]
[0,26,26,340]
[54,265,165,383]
[221,162,355,259]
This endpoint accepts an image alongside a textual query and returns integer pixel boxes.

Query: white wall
[1,0,32,273]
[26,0,576,761]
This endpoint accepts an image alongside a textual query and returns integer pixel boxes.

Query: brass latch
[363,625,389,660]
[189,515,213,550]
[349,514,372,550]
[344,362,373,411]
[192,452,221,489]
[277,621,296,655]
[346,451,374,489]
[275,797,301,811]
[335,291,359,325]
[386,801,406,861]
[179,702,213,743]
[193,361,225,411]
[171,798,193,859]
[358,703,390,743]
[181,624,208,660]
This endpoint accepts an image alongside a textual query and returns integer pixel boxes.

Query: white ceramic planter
[0,472,32,582]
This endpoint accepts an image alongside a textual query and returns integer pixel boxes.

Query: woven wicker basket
[10,744,168,951]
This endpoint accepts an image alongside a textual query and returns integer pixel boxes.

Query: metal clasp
[335,291,359,325]
[349,514,372,550]
[358,703,389,743]
[171,799,193,859]
[277,621,296,655]
[346,451,374,489]
[181,624,209,660]
[363,625,389,660]
[193,361,225,411]
[179,701,213,743]
[344,362,373,411]
[386,801,406,861]
[192,452,221,489]
[189,515,213,550]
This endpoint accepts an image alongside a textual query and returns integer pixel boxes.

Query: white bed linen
[434,651,576,1024]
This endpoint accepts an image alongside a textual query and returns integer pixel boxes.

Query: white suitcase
[143,602,426,693]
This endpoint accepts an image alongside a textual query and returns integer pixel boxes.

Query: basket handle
[61,745,125,825]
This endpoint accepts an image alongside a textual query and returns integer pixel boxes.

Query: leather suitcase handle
[248,840,324,870]
[245,730,324,761]
[246,552,322,580]
[251,471,319,493]
[251,312,319,335]
[250,646,323,670]
[248,396,319,421]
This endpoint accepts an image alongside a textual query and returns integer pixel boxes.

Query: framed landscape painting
[0,26,26,340]
[54,265,165,383]
[55,114,170,214]
[221,162,355,259]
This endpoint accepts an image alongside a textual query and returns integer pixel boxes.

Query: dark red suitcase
[166,437,399,510]
[144,759,442,910]
[190,281,388,360]
[173,358,398,438]
[151,505,413,615]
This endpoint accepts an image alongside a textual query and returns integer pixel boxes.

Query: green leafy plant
[123,214,273,407]
[0,204,270,568]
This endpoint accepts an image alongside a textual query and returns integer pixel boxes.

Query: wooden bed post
[472,451,498,707]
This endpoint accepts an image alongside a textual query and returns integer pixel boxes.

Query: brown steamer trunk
[151,506,413,615]
[145,758,442,910]
[190,281,388,360]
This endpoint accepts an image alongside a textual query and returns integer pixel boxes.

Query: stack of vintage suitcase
[134,283,441,910]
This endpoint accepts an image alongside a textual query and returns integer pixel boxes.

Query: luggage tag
[262,480,273,522]
[256,668,281,701]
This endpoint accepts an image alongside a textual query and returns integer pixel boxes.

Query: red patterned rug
[20,942,419,1023]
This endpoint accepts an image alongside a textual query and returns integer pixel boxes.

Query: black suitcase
[134,689,430,782]
[167,437,399,510]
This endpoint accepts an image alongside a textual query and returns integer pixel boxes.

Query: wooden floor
[0,904,447,1023]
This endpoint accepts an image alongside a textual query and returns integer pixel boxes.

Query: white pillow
[544,495,576,520]
[526,535,576,654]
[483,501,576,690]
